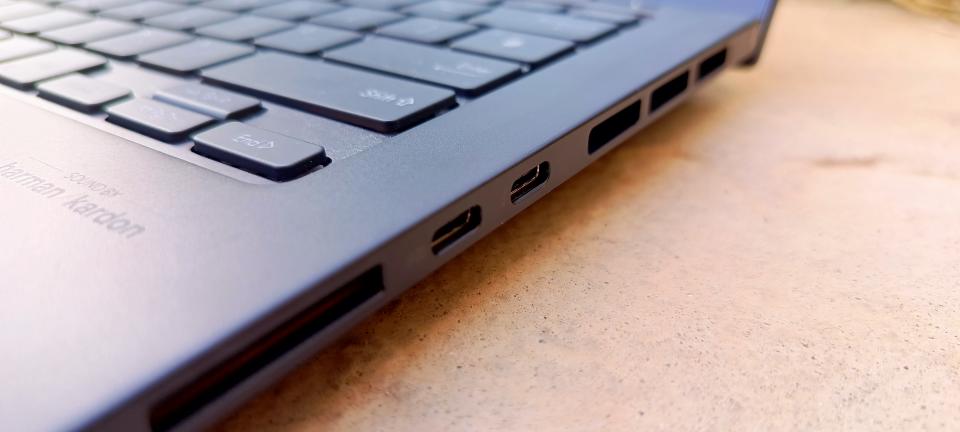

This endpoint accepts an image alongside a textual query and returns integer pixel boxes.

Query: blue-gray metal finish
[0,1,777,430]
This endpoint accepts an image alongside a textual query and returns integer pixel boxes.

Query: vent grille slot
[650,71,690,113]
[150,266,384,431]
[698,48,727,80]
[588,99,642,154]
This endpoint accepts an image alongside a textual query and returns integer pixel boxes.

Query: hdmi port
[431,206,481,254]
[510,162,550,203]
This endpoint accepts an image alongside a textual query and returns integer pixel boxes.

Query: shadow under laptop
[213,76,740,431]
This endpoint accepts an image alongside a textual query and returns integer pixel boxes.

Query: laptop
[0,0,777,429]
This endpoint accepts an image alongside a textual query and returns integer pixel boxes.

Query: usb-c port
[510,162,550,203]
[431,206,481,254]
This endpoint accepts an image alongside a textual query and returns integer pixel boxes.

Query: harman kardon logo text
[0,161,146,239]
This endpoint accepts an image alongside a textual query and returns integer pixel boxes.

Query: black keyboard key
[106,98,214,141]
[193,121,325,181]
[203,0,285,12]
[376,17,475,44]
[40,18,137,45]
[2,10,91,34]
[86,27,191,58]
[343,0,422,10]
[0,35,53,62]
[308,7,402,31]
[60,0,135,13]
[251,0,341,20]
[572,1,646,16]
[503,0,564,13]
[154,83,260,119]
[99,1,185,21]
[451,28,571,65]
[325,38,520,95]
[469,8,615,42]
[138,38,253,73]
[36,73,129,111]
[0,48,105,89]
[450,0,498,5]
[143,7,237,31]
[254,23,358,54]
[568,8,638,25]
[202,52,456,132]
[195,15,292,41]
[402,0,486,20]
[0,3,50,21]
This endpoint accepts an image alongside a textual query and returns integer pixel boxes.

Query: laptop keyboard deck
[0,0,645,181]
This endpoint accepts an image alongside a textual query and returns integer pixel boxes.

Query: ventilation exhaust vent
[650,71,690,113]
[588,99,642,154]
[150,266,384,431]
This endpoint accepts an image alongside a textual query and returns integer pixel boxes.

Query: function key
[503,0,564,13]
[39,18,138,45]
[0,3,51,22]
[0,35,54,62]
[2,10,92,34]
[37,73,129,112]
[250,0,341,21]
[449,0,498,5]
[343,0,423,10]
[308,7,403,31]
[0,48,105,89]
[194,15,293,41]
[201,52,457,133]
[154,83,260,119]
[137,38,253,74]
[192,121,326,181]
[99,1,186,21]
[85,27,193,58]
[59,0,136,13]
[325,37,521,95]
[253,23,359,54]
[143,7,238,31]
[567,8,638,25]
[375,17,475,44]
[450,28,572,65]
[469,8,616,42]
[402,0,487,20]
[106,98,214,142]
[203,0,286,12]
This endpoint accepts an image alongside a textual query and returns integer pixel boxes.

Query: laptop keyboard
[0,0,645,181]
